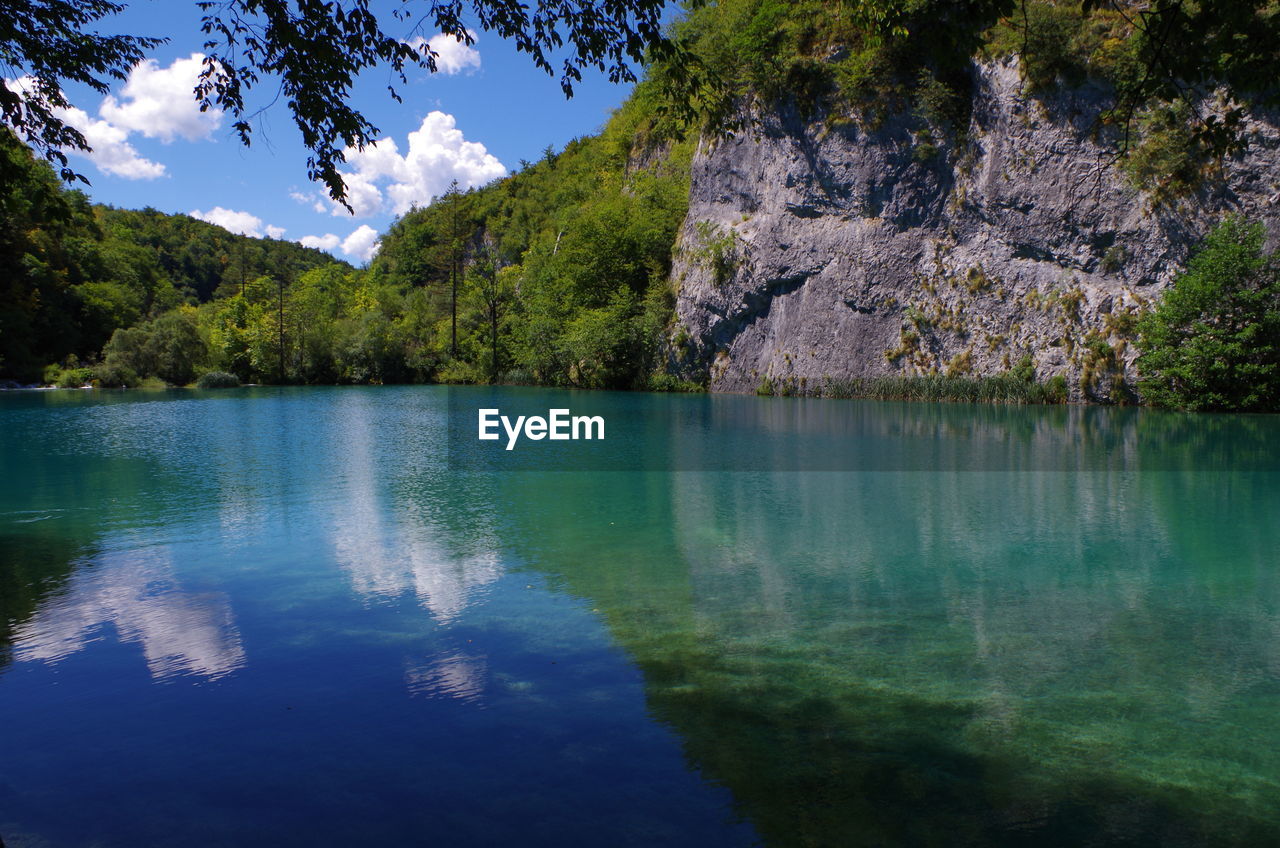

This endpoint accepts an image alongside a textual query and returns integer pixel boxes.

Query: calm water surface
[1,386,1278,847]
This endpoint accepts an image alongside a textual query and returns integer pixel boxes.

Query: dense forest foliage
[0,131,344,383]
[1137,218,1280,412]
[1,81,694,390]
[5,0,1280,407]
[367,89,694,389]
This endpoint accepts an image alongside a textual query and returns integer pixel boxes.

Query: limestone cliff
[669,60,1280,399]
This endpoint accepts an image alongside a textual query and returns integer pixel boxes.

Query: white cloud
[332,111,506,217]
[3,77,166,180]
[58,105,168,180]
[336,169,386,217]
[189,206,282,238]
[298,225,382,262]
[290,189,329,213]
[100,53,222,143]
[299,233,341,251]
[406,31,481,75]
[342,225,382,261]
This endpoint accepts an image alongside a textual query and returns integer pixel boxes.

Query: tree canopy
[1136,218,1280,411]
[0,130,341,380]
[3,0,674,205]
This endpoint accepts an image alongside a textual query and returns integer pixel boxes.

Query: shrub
[913,70,966,131]
[912,140,941,163]
[820,372,1067,404]
[434,359,486,385]
[55,367,94,388]
[196,371,241,389]
[146,311,205,386]
[1010,354,1036,384]
[101,311,205,386]
[93,362,140,388]
[1018,2,1089,91]
[1122,99,1209,204]
[1136,217,1280,410]
[102,326,151,377]
[691,221,738,286]
[1100,245,1127,274]
[647,373,705,393]
[1044,374,1069,403]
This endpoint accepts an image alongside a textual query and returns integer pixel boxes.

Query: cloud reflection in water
[12,545,245,681]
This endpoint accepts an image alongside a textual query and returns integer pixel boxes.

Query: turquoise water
[1,387,1278,846]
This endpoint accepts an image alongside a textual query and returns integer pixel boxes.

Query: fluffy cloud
[334,169,386,218]
[290,190,329,214]
[406,31,481,75]
[298,225,382,262]
[341,225,382,262]
[8,56,219,181]
[189,206,281,239]
[61,106,167,180]
[100,53,222,143]
[333,111,506,217]
[3,77,166,180]
[299,233,341,251]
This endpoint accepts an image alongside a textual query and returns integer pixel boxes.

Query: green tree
[207,291,259,381]
[561,288,648,388]
[396,287,445,381]
[0,130,98,378]
[446,180,464,356]
[285,264,356,383]
[144,309,204,385]
[464,251,516,383]
[101,308,204,384]
[1136,218,1280,411]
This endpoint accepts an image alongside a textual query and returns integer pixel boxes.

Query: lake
[1,386,1278,846]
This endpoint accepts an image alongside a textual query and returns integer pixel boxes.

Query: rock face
[670,60,1280,399]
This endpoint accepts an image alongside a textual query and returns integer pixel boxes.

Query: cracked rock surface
[670,60,1280,399]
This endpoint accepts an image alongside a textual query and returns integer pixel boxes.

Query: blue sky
[27,1,645,263]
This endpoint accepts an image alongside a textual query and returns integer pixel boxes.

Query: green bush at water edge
[196,371,242,389]
[1136,218,1280,411]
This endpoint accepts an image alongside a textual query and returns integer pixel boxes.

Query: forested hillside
[1,78,694,389]
[0,132,345,382]
[368,87,694,388]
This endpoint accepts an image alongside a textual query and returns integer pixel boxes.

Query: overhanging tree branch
[2,0,674,203]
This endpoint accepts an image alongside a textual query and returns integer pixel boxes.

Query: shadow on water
[632,657,1263,848]
[494,467,1280,847]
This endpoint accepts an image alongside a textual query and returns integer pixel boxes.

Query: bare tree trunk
[491,307,498,383]
[277,276,285,383]
[450,182,460,356]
